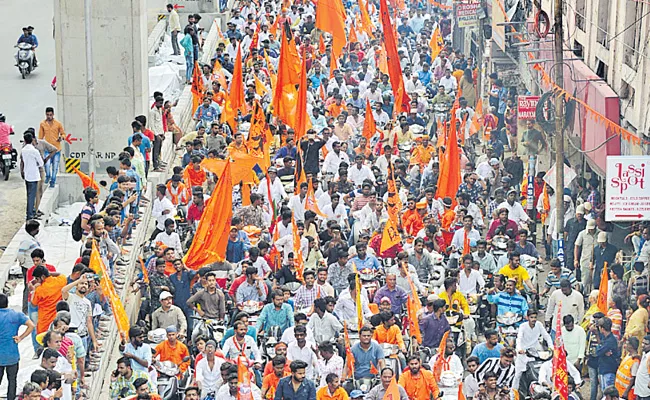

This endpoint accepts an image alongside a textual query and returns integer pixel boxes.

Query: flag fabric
[377,46,388,75]
[552,303,569,400]
[407,295,422,343]
[190,61,205,112]
[469,98,483,136]
[369,361,379,375]
[329,50,338,79]
[381,217,402,253]
[292,216,305,281]
[220,92,238,133]
[343,323,355,378]
[72,167,100,192]
[294,50,312,142]
[139,256,149,284]
[435,104,461,201]
[89,241,129,340]
[429,25,444,61]
[319,34,327,54]
[237,355,254,400]
[352,262,363,331]
[230,45,246,113]
[383,378,401,400]
[249,26,260,55]
[362,99,377,141]
[306,179,327,218]
[379,0,410,113]
[271,24,301,127]
[349,23,359,44]
[432,330,450,381]
[357,0,375,37]
[462,230,471,256]
[315,0,347,58]
[254,75,269,97]
[183,162,233,268]
[385,162,402,224]
[541,183,551,225]
[597,262,609,314]
[212,59,228,90]
[458,383,466,400]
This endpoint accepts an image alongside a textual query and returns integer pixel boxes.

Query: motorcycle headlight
[19,50,28,59]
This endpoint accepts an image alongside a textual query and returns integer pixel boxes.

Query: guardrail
[200,18,220,65]
[148,17,168,66]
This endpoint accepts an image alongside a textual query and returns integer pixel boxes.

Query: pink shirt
[0,122,13,145]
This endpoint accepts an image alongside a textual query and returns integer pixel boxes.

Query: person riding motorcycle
[0,114,14,145]
[17,26,38,67]
[438,277,470,319]
[486,278,528,325]
[497,252,537,295]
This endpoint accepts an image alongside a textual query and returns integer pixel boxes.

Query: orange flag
[469,98,483,136]
[349,24,359,44]
[458,383,466,400]
[541,183,551,225]
[220,92,238,133]
[292,216,305,281]
[377,46,388,75]
[379,0,410,113]
[271,24,301,127]
[306,179,327,218]
[183,161,233,268]
[381,217,402,253]
[429,25,444,61]
[89,241,129,340]
[355,270,363,331]
[329,50,338,79]
[407,295,422,343]
[190,61,205,113]
[436,104,461,201]
[254,75,269,97]
[294,50,312,142]
[597,262,609,314]
[269,16,279,38]
[237,356,253,400]
[319,34,327,54]
[230,45,246,113]
[362,99,377,140]
[72,167,100,191]
[432,330,450,381]
[139,256,149,284]
[383,378,400,399]
[385,162,402,224]
[212,59,228,90]
[343,323,355,379]
[315,0,348,58]
[357,0,375,38]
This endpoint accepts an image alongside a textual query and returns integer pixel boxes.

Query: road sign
[517,96,540,120]
[64,133,80,145]
[456,2,481,27]
[65,157,80,173]
[605,156,650,221]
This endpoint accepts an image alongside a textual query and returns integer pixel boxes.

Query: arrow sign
[64,133,81,145]
[614,214,643,218]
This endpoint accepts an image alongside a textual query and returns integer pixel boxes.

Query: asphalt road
[0,0,56,247]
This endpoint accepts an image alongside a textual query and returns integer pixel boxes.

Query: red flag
[379,0,410,113]
[552,303,569,400]
[315,0,348,58]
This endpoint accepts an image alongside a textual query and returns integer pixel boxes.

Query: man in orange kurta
[404,201,427,237]
[440,197,456,231]
[182,156,207,191]
[154,326,190,374]
[398,356,439,400]
[31,266,68,334]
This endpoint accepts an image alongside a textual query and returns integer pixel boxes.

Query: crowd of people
[6,0,650,399]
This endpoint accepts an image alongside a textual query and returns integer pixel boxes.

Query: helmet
[0,113,5,122]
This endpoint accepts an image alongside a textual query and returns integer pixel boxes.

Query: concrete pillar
[54,0,148,171]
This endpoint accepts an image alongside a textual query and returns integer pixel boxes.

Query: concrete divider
[200,18,220,65]
[148,17,169,67]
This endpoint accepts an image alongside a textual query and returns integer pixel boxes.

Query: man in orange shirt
[38,107,65,188]
[154,326,190,374]
[226,132,250,157]
[410,136,436,171]
[440,197,456,231]
[404,200,427,237]
[316,373,349,400]
[372,311,406,352]
[31,265,67,334]
[398,355,439,400]
[327,94,348,118]
[182,156,207,190]
[262,355,291,399]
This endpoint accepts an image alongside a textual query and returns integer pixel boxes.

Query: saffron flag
[254,75,269,97]
[349,23,359,44]
[377,46,388,75]
[329,50,338,79]
[357,0,375,37]
[432,330,450,381]
[383,378,401,400]
[292,216,305,282]
[552,303,569,400]
[220,92,238,133]
[381,217,401,253]
[315,0,347,58]
[385,162,402,224]
[343,323,355,378]
[72,167,100,192]
[429,25,444,61]
[379,0,410,113]
[190,61,204,113]
[294,50,312,142]
[458,383,466,400]
[469,98,483,136]
[139,256,149,284]
[407,295,422,344]
[353,263,364,331]
[231,45,246,113]
[436,104,461,201]
[597,262,609,314]
[183,162,233,268]
[463,230,471,256]
[237,355,253,400]
[89,241,129,340]
[212,59,228,90]
[319,34,326,54]
[369,361,379,375]
[271,24,301,127]
[541,183,551,225]
[306,179,327,218]
[362,99,377,141]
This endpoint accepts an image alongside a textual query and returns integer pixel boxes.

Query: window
[573,40,584,58]
[620,80,635,106]
[595,58,608,81]
[576,0,586,31]
[623,0,642,68]
[597,0,609,48]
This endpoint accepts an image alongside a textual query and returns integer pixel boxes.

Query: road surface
[0,0,56,248]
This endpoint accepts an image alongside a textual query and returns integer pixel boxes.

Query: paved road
[0,0,56,247]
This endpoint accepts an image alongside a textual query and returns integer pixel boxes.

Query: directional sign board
[605,156,650,221]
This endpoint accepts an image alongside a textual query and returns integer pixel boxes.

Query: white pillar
[54,0,148,171]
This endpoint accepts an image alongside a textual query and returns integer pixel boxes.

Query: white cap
[587,219,596,228]
[597,231,608,242]
[159,291,173,301]
[576,205,585,214]
[563,195,572,202]
[583,202,593,211]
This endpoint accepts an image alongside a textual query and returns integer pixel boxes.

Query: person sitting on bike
[255,289,294,338]
[154,325,190,375]
[512,309,553,390]
[349,326,385,380]
[0,113,14,146]
[486,278,528,324]
[486,207,519,241]
[373,273,408,315]
[17,26,38,66]
[399,355,439,400]
[428,335,464,381]
[431,85,453,111]
[372,311,407,353]
[497,252,537,295]
[438,277,470,320]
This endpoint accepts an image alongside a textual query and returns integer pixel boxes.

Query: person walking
[0,293,35,400]
[167,4,181,56]
[37,107,65,188]
[20,132,43,221]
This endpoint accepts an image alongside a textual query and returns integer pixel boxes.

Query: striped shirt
[487,291,529,321]
[474,357,515,388]
[544,268,578,289]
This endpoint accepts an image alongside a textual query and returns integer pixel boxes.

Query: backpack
[71,213,83,241]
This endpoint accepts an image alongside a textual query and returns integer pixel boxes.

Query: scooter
[15,43,36,79]
[155,360,181,400]
[190,317,226,346]
[0,142,17,181]
[359,267,382,300]
[439,370,463,400]
[496,311,523,347]
[518,349,553,399]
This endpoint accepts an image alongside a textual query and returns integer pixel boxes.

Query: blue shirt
[351,341,384,379]
[274,375,317,400]
[347,255,381,272]
[220,325,257,347]
[470,342,504,364]
[0,309,28,366]
[169,270,197,313]
[418,70,433,86]
[487,291,529,321]
[122,342,153,373]
[194,105,219,125]
[274,146,298,161]
[373,285,408,314]
[595,332,620,374]
[128,133,152,158]
[17,34,38,46]
[256,303,294,332]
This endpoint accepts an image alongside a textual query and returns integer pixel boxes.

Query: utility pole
[553,0,565,265]
[84,0,96,177]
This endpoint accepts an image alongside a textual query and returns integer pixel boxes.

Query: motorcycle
[491,236,509,261]
[496,311,523,347]
[518,349,553,399]
[438,370,463,400]
[359,267,382,300]
[0,142,17,180]
[155,360,181,400]
[240,300,264,326]
[15,43,36,79]
[260,326,282,364]
[190,317,226,346]
[380,343,402,380]
[445,311,468,359]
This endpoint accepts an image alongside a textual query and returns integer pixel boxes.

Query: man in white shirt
[334,276,373,326]
[154,219,184,256]
[374,144,395,178]
[195,340,226,398]
[321,193,348,227]
[280,313,315,345]
[458,255,486,295]
[439,69,458,93]
[537,358,582,388]
[315,342,344,388]
[348,154,376,187]
[560,314,586,367]
[498,190,530,228]
[451,215,481,256]
[256,167,287,208]
[513,309,553,389]
[151,184,176,240]
[287,182,308,222]
[21,132,44,220]
[286,325,318,379]
[321,141,350,175]
[222,321,262,363]
[307,299,343,344]
[545,279,585,332]
[634,336,650,398]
